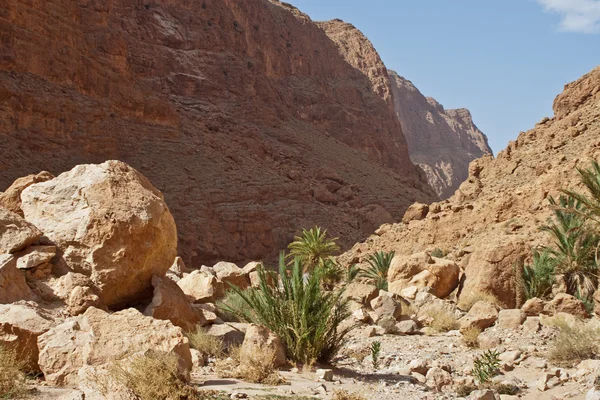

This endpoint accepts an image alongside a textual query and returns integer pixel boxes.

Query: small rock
[316,369,333,382]
[523,316,541,332]
[396,320,419,335]
[425,367,452,391]
[498,309,526,329]
[467,390,499,400]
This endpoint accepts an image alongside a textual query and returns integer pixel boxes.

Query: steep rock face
[0,0,434,266]
[317,19,491,200]
[340,66,600,307]
[388,71,493,199]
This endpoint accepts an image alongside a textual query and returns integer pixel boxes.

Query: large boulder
[370,292,402,321]
[240,324,286,368]
[522,297,548,316]
[462,239,528,308]
[546,293,589,318]
[0,254,35,303]
[37,307,192,386]
[342,282,378,306]
[0,207,42,254]
[0,301,56,372]
[459,301,499,331]
[213,262,249,290]
[402,203,429,223]
[0,171,54,216]
[177,270,224,303]
[388,253,460,299]
[20,161,177,308]
[144,275,208,330]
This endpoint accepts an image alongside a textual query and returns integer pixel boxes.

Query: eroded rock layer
[0,0,435,266]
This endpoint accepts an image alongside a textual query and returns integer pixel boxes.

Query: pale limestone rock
[240,324,286,368]
[0,171,54,216]
[37,307,192,386]
[459,301,498,331]
[0,254,35,304]
[0,301,55,372]
[177,270,224,304]
[21,161,177,308]
[0,207,41,254]
[498,309,526,329]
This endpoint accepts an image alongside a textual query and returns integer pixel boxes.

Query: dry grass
[458,291,500,311]
[0,345,26,399]
[547,316,600,365]
[215,347,286,385]
[462,326,481,348]
[332,389,367,400]
[420,304,460,332]
[93,351,199,400]
[187,327,223,358]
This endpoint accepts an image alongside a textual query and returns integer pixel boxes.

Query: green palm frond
[359,251,395,291]
[522,248,557,300]
[287,227,340,271]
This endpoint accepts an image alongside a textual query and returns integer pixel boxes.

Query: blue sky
[288,0,600,154]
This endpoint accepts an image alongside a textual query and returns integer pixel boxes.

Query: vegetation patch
[0,345,26,400]
[187,327,224,358]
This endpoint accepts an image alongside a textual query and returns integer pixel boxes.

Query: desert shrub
[224,254,352,364]
[97,351,199,400]
[370,341,381,371]
[472,350,500,385]
[215,347,285,385]
[287,226,339,271]
[522,248,557,300]
[332,390,366,400]
[455,383,478,397]
[462,326,481,348]
[187,327,223,358]
[548,316,600,364]
[430,248,447,258]
[420,303,460,333]
[359,251,395,291]
[542,195,599,299]
[0,345,26,399]
[458,291,500,311]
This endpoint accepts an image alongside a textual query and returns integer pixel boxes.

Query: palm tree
[522,248,557,300]
[542,195,599,299]
[360,251,395,291]
[561,161,600,225]
[287,227,339,271]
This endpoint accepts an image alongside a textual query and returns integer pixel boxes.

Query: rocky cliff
[340,66,600,308]
[317,19,492,200]
[389,71,493,199]
[0,0,435,266]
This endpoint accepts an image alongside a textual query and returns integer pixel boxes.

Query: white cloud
[536,0,600,33]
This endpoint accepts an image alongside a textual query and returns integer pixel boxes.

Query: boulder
[213,262,249,290]
[316,369,334,381]
[546,293,589,318]
[396,320,419,335]
[426,367,452,391]
[402,203,429,223]
[37,307,192,386]
[459,301,498,331]
[342,282,378,306]
[462,240,528,308]
[67,286,105,316]
[240,324,286,368]
[14,245,56,270]
[467,390,499,400]
[522,297,548,316]
[0,207,42,254]
[167,257,189,279]
[0,254,35,303]
[388,252,431,283]
[177,270,224,303]
[144,275,208,330]
[0,301,55,372]
[20,161,177,308]
[498,309,526,329]
[0,171,54,215]
[388,253,459,299]
[370,293,402,321]
[206,323,246,348]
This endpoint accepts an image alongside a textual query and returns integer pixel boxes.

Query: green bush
[548,316,600,364]
[223,254,352,364]
[522,248,556,300]
[320,258,345,290]
[472,350,500,385]
[359,251,395,291]
[346,264,360,283]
